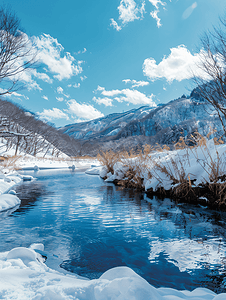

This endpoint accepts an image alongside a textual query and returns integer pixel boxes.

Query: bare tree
[192,17,226,135]
[0,6,36,95]
[0,99,82,157]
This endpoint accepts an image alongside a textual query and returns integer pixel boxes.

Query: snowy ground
[97,139,226,195]
[0,244,225,300]
[0,151,98,213]
[1,141,226,299]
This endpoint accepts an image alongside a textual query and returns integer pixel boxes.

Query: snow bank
[0,170,33,212]
[0,244,225,300]
[0,194,21,212]
[0,153,98,212]
[19,159,70,170]
[85,166,102,175]
[17,156,98,171]
[99,139,226,194]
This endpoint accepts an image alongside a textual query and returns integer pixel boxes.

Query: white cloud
[0,31,83,92]
[37,108,69,121]
[57,86,64,94]
[32,70,53,84]
[56,86,70,99]
[111,0,145,30]
[116,89,156,105]
[119,0,145,24]
[150,10,162,28]
[95,86,156,106]
[73,83,80,88]
[75,48,87,55]
[0,88,29,100]
[34,34,83,81]
[17,68,42,91]
[123,79,131,84]
[110,19,122,31]
[0,88,8,95]
[102,89,121,97]
[149,0,165,27]
[66,99,104,121]
[17,67,50,90]
[111,0,169,30]
[148,0,165,9]
[143,45,206,82]
[56,97,64,102]
[12,92,29,99]
[80,75,87,81]
[42,95,48,100]
[182,2,197,20]
[122,79,149,88]
[26,81,42,91]
[96,85,105,92]
[93,96,113,107]
[0,31,42,92]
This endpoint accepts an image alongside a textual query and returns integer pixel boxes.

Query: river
[0,169,226,293]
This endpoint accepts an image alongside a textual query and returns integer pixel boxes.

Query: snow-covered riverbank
[0,169,32,212]
[1,144,226,299]
[96,138,226,209]
[0,142,98,213]
[0,243,225,300]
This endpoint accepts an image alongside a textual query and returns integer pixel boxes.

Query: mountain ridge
[59,105,156,140]
[59,90,223,155]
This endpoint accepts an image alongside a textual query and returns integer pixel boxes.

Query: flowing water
[1,169,226,293]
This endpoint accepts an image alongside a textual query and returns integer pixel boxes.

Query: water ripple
[0,170,225,292]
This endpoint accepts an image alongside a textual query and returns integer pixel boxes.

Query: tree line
[0,99,82,157]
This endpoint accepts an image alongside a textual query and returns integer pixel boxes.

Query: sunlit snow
[0,244,225,300]
[1,141,226,298]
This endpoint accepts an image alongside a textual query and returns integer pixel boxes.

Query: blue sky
[3,0,226,127]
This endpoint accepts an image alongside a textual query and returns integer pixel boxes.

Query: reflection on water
[14,180,48,214]
[0,169,226,292]
[0,205,20,219]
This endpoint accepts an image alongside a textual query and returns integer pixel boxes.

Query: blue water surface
[0,169,226,293]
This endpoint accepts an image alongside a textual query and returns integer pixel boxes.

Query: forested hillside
[0,99,81,157]
[60,89,222,155]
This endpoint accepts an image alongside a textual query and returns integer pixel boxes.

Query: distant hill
[0,89,222,157]
[59,89,223,155]
[0,99,81,157]
[59,106,155,140]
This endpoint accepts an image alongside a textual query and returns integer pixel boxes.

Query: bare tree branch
[192,17,226,135]
[0,6,37,95]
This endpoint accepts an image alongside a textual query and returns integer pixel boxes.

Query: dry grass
[0,155,21,170]
[98,132,226,208]
[118,148,152,190]
[152,149,196,200]
[118,165,144,190]
[174,137,188,150]
[97,150,121,174]
[189,131,226,183]
[172,180,196,200]
[97,146,153,189]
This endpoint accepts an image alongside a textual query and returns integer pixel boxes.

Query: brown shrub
[97,150,121,174]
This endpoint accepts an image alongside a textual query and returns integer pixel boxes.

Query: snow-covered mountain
[59,106,155,140]
[116,95,221,143]
[59,90,223,155]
